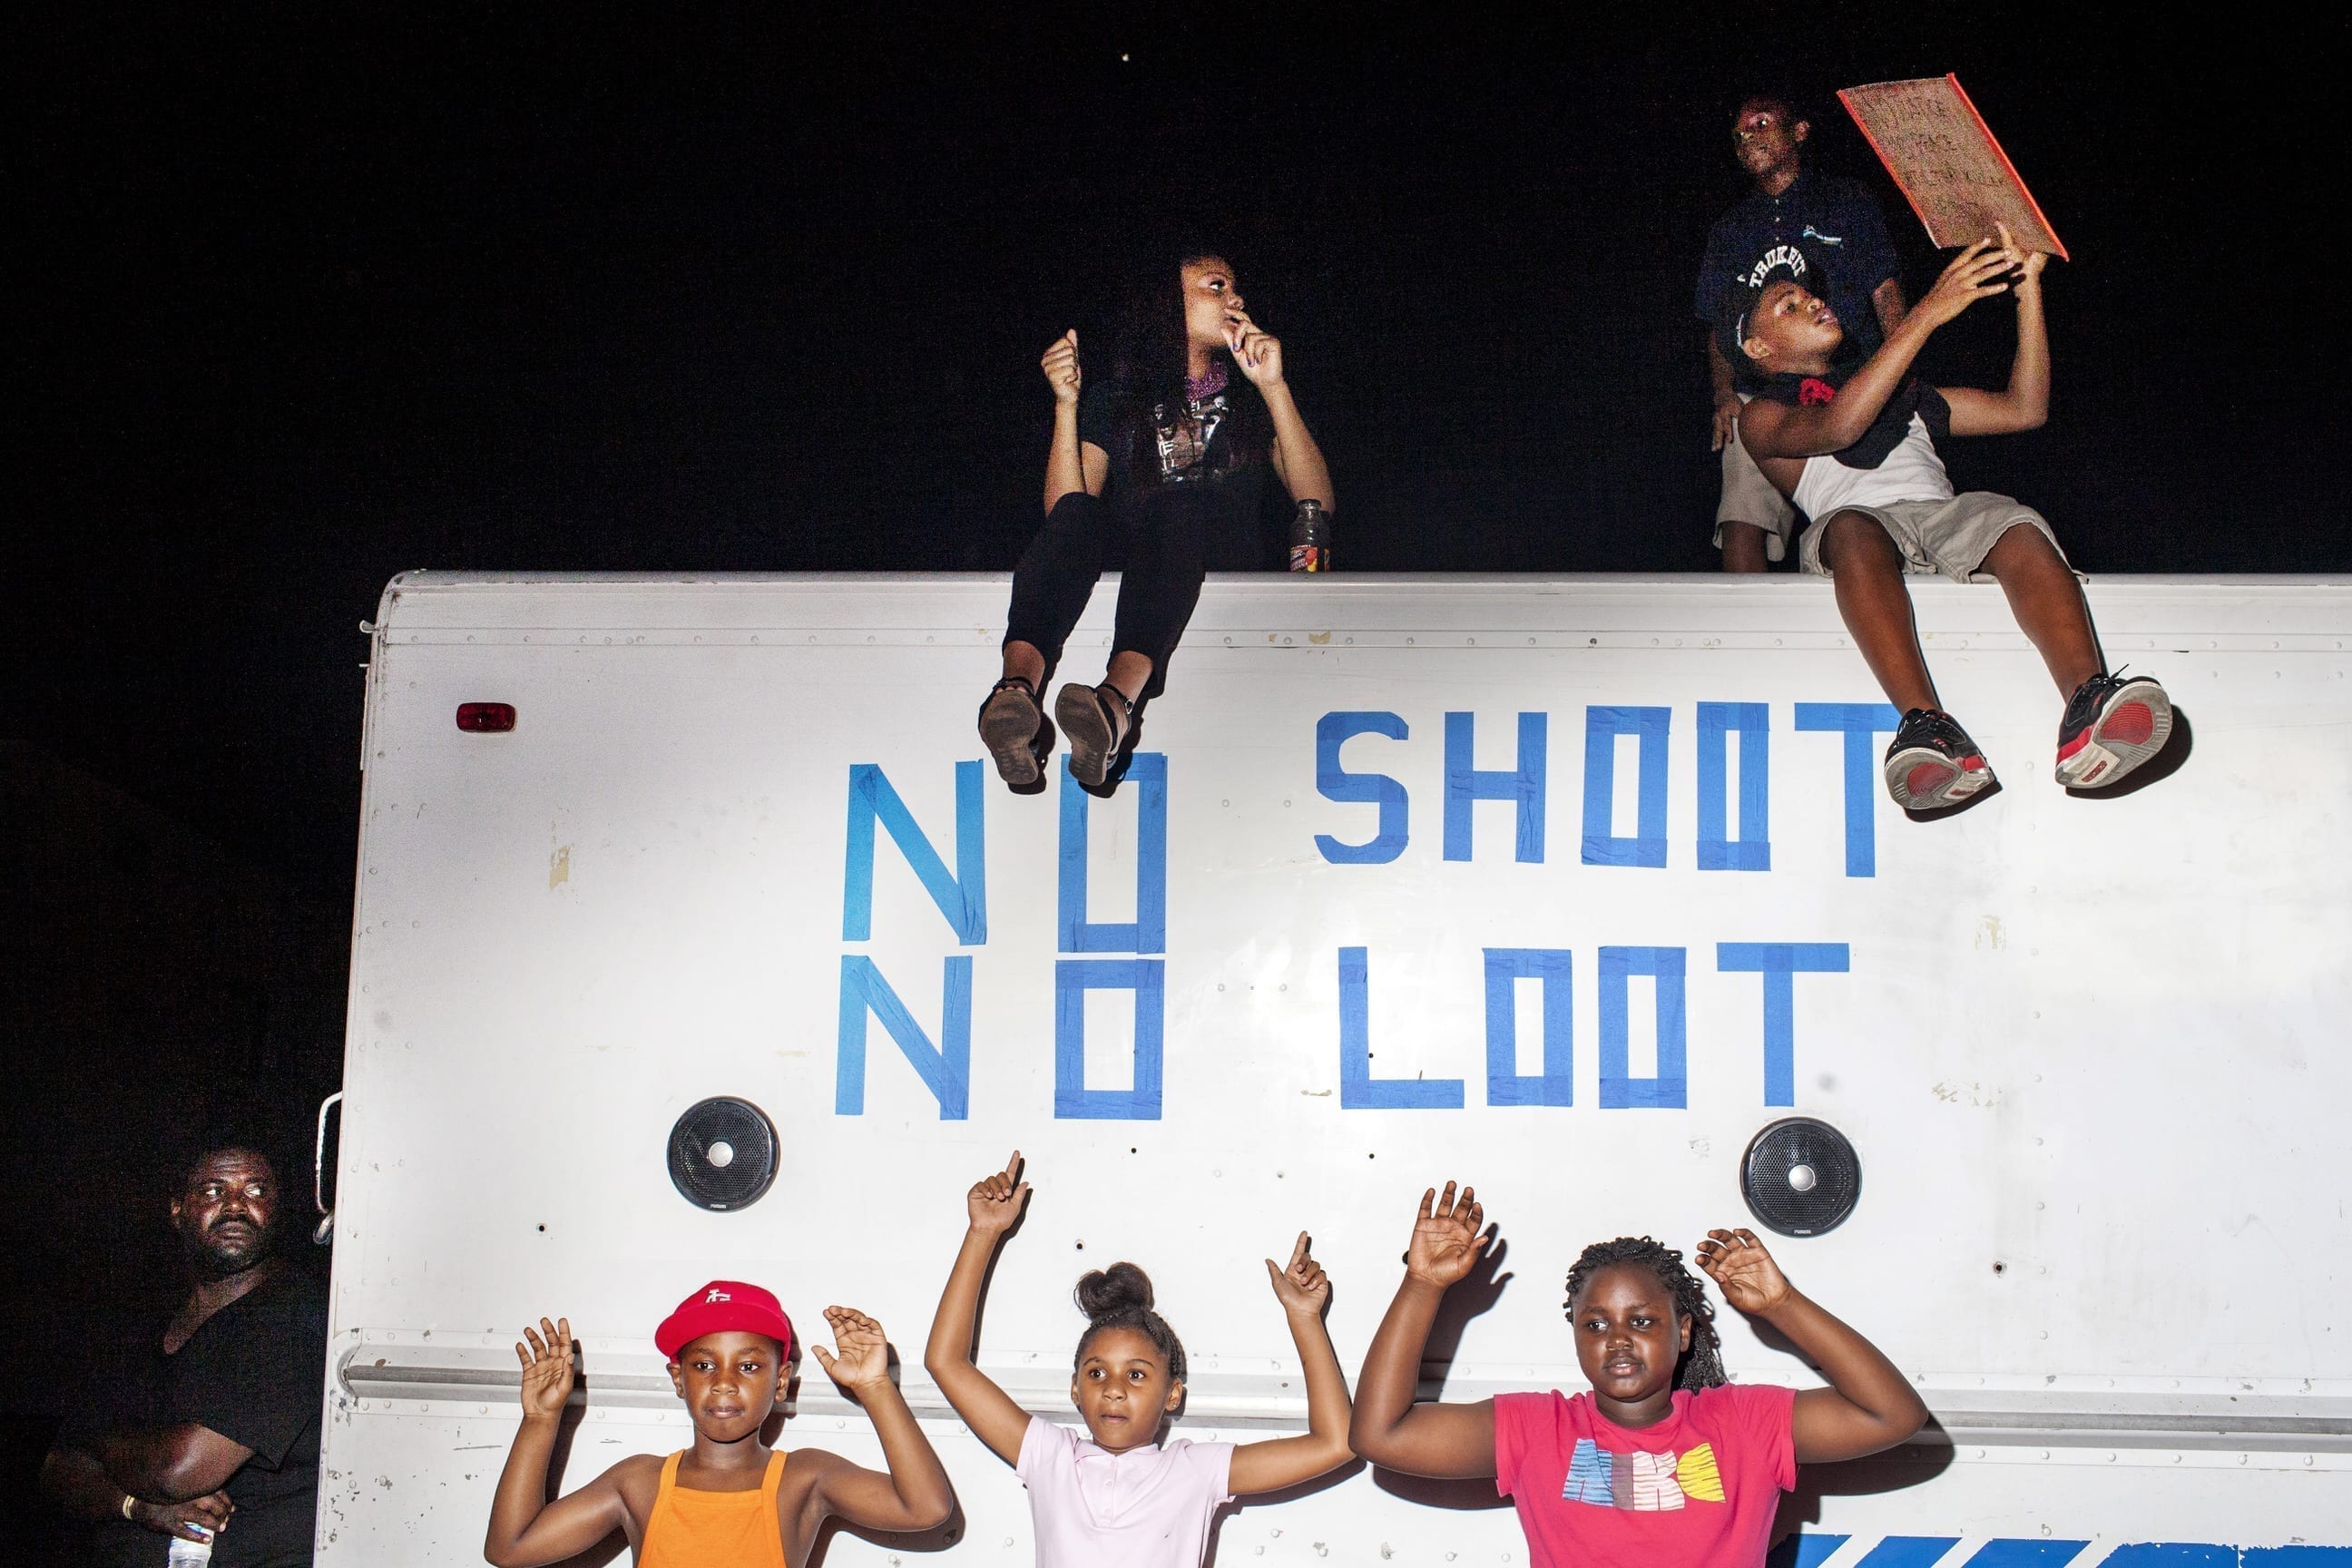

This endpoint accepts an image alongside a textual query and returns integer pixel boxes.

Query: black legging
[1004,487,1215,703]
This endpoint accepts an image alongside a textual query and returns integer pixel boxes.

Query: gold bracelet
[120,1493,137,1521]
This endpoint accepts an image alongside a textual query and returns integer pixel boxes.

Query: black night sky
[5,5,2348,1549]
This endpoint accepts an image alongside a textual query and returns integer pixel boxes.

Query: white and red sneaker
[2055,671,2173,789]
[1883,708,1998,810]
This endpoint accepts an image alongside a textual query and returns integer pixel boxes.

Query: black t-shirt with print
[60,1267,329,1568]
[1697,169,1903,389]
[1077,374,1279,570]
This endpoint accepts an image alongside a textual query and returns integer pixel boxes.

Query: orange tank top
[639,1449,788,1568]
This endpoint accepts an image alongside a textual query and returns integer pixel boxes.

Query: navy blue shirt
[1696,169,1902,375]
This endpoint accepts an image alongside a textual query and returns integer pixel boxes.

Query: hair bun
[1074,1260,1155,1321]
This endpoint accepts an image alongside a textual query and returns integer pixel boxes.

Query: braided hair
[1563,1236,1726,1392]
[1073,1261,1188,1383]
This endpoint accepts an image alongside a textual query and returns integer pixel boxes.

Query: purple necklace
[1184,362,1229,403]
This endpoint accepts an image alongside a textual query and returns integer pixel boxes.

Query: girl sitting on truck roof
[484,1283,954,1568]
[979,244,1337,798]
[925,1152,1355,1567]
[1349,1182,1926,1567]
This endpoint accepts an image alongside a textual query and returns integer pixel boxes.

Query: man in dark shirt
[1696,93,1908,572]
[41,1140,329,1567]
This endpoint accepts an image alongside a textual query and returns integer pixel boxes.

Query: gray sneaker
[1883,708,1997,810]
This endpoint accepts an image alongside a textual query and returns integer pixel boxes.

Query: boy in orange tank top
[484,1280,954,1568]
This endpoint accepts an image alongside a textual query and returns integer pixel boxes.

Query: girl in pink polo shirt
[1350,1181,1927,1568]
[924,1152,1355,1567]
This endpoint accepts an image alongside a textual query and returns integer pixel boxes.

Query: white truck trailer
[318,571,2352,1566]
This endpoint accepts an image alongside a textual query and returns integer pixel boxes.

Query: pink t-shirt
[1015,1416,1235,1568]
[1493,1385,1797,1568]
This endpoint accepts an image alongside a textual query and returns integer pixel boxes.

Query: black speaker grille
[1740,1117,1861,1238]
[667,1097,779,1211]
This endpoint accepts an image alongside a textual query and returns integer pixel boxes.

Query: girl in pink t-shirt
[1351,1182,1927,1568]
[923,1152,1356,1568]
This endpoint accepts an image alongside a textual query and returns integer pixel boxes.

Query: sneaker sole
[979,691,1044,790]
[1055,684,1115,787]
[2055,681,2174,789]
[1884,744,1997,811]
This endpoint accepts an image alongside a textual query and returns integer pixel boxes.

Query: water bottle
[165,1528,214,1566]
[1289,498,1332,573]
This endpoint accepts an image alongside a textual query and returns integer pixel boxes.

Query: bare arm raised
[1741,239,2017,460]
[483,1318,637,1567]
[1226,1233,1355,1494]
[1943,227,2050,436]
[1348,1183,1498,1480]
[1040,333,1111,514]
[921,1152,1037,1465]
[801,1307,956,1534]
[1694,1229,1927,1462]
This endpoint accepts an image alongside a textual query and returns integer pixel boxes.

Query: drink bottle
[165,1535,214,1566]
[1289,498,1331,573]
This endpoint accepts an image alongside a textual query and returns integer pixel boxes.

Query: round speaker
[1740,1117,1861,1238]
[667,1097,780,1211]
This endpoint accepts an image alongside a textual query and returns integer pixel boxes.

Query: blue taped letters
[1054,959,1165,1120]
[1582,707,1671,867]
[1315,711,1411,864]
[1484,948,1573,1106]
[842,761,986,942]
[1598,946,1688,1108]
[1445,711,1547,863]
[1794,703,1901,878]
[1338,946,1467,1109]
[836,955,971,1119]
[1718,943,1850,1106]
[1697,701,1771,871]
[1059,753,1168,953]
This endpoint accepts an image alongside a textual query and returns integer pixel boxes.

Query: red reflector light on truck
[455,702,516,733]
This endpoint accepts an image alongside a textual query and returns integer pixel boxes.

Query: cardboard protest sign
[1839,74,2067,259]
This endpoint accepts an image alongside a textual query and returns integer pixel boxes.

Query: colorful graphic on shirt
[1151,394,1229,484]
[1559,1439,1726,1510]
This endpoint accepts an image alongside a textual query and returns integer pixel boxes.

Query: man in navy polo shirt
[1697,93,1907,571]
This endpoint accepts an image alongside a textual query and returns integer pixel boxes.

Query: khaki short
[1713,397,1797,561]
[1797,492,2069,584]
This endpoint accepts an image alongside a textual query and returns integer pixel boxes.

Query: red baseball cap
[656,1280,795,1362]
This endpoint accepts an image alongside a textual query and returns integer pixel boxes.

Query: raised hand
[812,1305,892,1392]
[1404,1181,1488,1289]
[1914,238,2015,328]
[1695,1227,1795,1316]
[1993,221,2048,284]
[1223,308,1286,387]
[1040,330,1082,406]
[1265,1231,1331,1317]
[514,1316,576,1420]
[966,1150,1030,1236]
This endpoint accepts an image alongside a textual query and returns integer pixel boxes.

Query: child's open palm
[1405,1181,1488,1289]
[1264,1231,1331,1316]
[965,1151,1030,1235]
[1695,1228,1794,1316]
[812,1306,891,1392]
[514,1316,575,1419]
